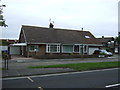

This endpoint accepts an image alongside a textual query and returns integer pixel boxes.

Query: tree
[116,36,120,44]
[115,35,120,54]
[0,1,8,27]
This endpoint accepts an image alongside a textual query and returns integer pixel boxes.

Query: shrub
[100,52,107,55]
[106,48,111,52]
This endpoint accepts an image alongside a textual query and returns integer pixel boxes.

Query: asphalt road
[2,68,119,89]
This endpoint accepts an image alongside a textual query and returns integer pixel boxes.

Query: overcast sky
[0,0,119,39]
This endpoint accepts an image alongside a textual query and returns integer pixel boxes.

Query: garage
[9,43,27,55]
[88,47,99,55]
[10,46,20,55]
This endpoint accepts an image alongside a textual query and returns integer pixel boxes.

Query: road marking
[105,83,120,88]
[27,77,34,82]
[38,87,44,90]
[3,68,119,80]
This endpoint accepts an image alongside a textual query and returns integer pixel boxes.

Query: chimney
[102,36,104,39]
[49,22,54,28]
[49,19,54,28]
[101,36,104,44]
[81,28,83,31]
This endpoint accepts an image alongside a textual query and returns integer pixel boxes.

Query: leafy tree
[0,19,8,27]
[0,2,8,27]
[115,35,120,54]
[115,36,120,44]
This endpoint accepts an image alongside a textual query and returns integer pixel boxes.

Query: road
[2,68,119,89]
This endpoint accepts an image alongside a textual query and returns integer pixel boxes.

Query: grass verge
[0,68,6,70]
[28,61,120,71]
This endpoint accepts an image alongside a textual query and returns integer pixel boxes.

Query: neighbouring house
[12,25,102,58]
[0,39,18,55]
[97,36,118,53]
[97,36,114,47]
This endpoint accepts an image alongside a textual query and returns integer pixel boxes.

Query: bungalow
[16,25,102,58]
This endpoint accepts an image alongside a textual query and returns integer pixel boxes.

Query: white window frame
[46,44,60,53]
[83,45,88,54]
[29,45,39,52]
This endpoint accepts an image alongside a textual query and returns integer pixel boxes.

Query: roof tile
[21,25,100,44]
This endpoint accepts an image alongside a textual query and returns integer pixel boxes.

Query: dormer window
[85,36,90,39]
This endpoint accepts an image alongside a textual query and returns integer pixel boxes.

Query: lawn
[28,61,120,71]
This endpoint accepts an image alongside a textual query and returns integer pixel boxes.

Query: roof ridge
[22,25,48,29]
[22,25,90,32]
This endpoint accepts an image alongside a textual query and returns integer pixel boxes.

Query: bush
[100,52,107,55]
[106,48,111,52]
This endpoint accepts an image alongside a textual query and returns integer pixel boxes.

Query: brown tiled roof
[21,25,100,44]
[97,37,113,44]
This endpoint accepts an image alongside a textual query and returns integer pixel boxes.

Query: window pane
[34,45,38,49]
[84,45,87,52]
[50,45,57,52]
[63,45,73,52]
[30,46,34,51]
[48,46,50,52]
[74,45,79,52]
[85,36,90,38]
[47,44,60,53]
[29,45,38,52]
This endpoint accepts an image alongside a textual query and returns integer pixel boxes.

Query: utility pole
[118,1,120,55]
[118,32,120,55]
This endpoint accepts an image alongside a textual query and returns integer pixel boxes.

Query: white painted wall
[10,46,20,55]
[88,47,99,55]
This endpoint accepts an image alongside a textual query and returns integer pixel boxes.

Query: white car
[100,50,113,57]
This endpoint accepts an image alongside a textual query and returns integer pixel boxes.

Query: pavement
[2,54,119,78]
